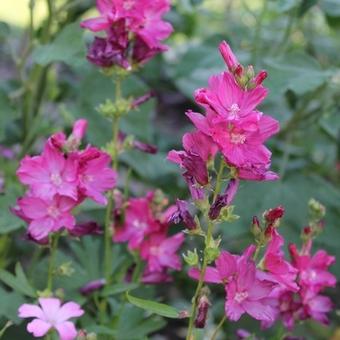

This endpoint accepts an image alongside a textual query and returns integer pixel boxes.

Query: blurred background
[0,0,339,339]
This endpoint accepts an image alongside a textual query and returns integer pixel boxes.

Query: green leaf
[264,53,330,96]
[126,292,181,319]
[101,283,139,297]
[0,263,36,298]
[31,22,86,69]
[0,286,25,323]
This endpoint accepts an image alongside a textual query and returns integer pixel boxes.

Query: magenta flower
[17,195,76,241]
[78,148,117,205]
[140,232,185,272]
[114,196,161,250]
[141,268,172,284]
[189,247,277,323]
[18,298,84,340]
[194,72,268,123]
[169,199,197,230]
[187,110,279,168]
[262,229,299,292]
[17,143,78,201]
[225,258,276,322]
[289,243,336,292]
[81,0,173,68]
[168,130,217,186]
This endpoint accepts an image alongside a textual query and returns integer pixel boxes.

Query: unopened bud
[253,70,268,86]
[80,278,106,296]
[183,249,199,266]
[195,295,211,329]
[264,205,285,226]
[308,198,326,221]
[251,216,262,237]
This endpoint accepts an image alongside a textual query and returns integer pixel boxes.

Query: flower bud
[183,249,199,266]
[264,205,285,226]
[219,41,239,71]
[195,294,211,329]
[251,216,262,237]
[169,199,197,230]
[131,91,155,110]
[253,70,268,86]
[308,198,326,222]
[209,179,239,220]
[80,278,106,296]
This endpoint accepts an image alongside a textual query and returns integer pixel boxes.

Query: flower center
[150,246,159,256]
[83,174,94,183]
[132,219,147,230]
[50,173,62,186]
[47,205,60,218]
[234,291,248,303]
[230,133,246,144]
[228,103,240,119]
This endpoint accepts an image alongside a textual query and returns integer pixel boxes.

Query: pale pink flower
[17,143,79,200]
[18,298,84,340]
[140,232,184,272]
[78,147,117,205]
[114,196,162,250]
[17,195,76,241]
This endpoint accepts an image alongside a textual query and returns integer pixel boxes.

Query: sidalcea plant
[168,42,336,339]
[10,1,336,339]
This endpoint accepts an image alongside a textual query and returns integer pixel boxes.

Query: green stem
[213,160,225,201]
[103,77,123,283]
[187,218,214,340]
[210,315,226,340]
[46,234,59,291]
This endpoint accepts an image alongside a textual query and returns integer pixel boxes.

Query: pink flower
[114,196,162,250]
[140,232,184,272]
[78,147,117,205]
[81,0,173,68]
[225,258,276,322]
[168,131,217,186]
[141,268,172,284]
[262,229,299,292]
[17,143,78,201]
[302,289,333,326]
[169,199,197,230]
[289,243,336,292]
[187,110,279,167]
[237,161,279,181]
[18,298,84,340]
[189,247,277,323]
[194,72,268,123]
[17,195,76,241]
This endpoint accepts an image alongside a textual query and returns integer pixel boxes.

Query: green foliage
[126,292,182,319]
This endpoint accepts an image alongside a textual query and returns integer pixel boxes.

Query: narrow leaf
[126,292,180,319]
[101,283,139,297]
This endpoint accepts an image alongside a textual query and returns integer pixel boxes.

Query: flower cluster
[18,298,84,340]
[81,0,173,69]
[189,206,336,328]
[14,119,117,243]
[168,41,280,201]
[113,191,184,283]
